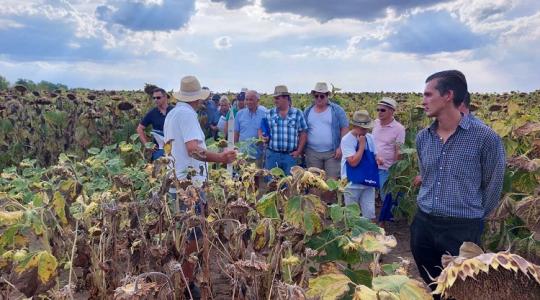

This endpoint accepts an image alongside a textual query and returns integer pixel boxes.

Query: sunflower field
[0,85,539,299]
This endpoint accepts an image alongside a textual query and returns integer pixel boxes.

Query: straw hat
[311,82,330,94]
[173,76,210,102]
[272,85,290,97]
[378,97,397,110]
[350,110,373,129]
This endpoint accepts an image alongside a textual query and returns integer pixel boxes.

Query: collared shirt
[304,101,349,151]
[416,114,505,219]
[235,105,268,142]
[265,107,308,152]
[164,102,208,186]
[140,105,174,148]
[373,119,406,170]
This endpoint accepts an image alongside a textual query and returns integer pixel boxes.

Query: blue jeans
[151,149,164,161]
[264,149,297,175]
[378,169,389,200]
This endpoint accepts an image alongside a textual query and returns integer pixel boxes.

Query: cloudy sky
[1,0,539,93]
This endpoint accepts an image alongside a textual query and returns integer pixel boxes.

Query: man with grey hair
[233,89,267,161]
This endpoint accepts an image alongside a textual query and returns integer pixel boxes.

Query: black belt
[416,209,482,224]
[268,148,294,154]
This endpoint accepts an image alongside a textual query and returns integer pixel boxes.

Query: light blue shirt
[234,106,268,141]
[305,101,349,151]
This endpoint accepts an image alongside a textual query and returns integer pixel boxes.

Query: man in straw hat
[372,97,405,224]
[259,85,307,175]
[411,70,505,297]
[304,82,349,201]
[163,75,236,298]
[340,110,381,221]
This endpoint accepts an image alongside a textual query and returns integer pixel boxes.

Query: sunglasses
[376,108,387,112]
[153,96,162,100]
[313,94,327,99]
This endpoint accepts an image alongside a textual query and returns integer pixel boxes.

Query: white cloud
[0,18,24,29]
[214,36,232,49]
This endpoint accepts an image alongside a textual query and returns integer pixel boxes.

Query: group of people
[136,70,506,298]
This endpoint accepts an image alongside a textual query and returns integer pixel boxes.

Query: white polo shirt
[164,102,208,187]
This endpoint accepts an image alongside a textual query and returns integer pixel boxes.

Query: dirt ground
[381,218,422,280]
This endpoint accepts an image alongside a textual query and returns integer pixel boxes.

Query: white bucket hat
[311,82,330,94]
[173,76,210,102]
[378,97,397,110]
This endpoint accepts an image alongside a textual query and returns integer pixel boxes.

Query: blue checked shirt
[416,114,506,219]
[265,107,308,152]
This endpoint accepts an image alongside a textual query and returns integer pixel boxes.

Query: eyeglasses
[313,94,327,99]
[153,96,162,100]
[376,108,387,112]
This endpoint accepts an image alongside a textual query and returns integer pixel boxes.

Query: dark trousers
[410,210,484,290]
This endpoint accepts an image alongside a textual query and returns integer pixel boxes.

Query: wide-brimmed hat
[272,85,290,97]
[350,110,373,129]
[311,82,330,94]
[378,97,397,110]
[173,76,210,102]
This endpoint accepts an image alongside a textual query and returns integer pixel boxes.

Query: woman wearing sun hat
[340,110,382,221]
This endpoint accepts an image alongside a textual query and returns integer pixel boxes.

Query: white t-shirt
[340,132,377,179]
[217,115,227,134]
[307,107,334,152]
[164,102,208,187]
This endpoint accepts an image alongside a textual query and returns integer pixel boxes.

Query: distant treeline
[0,75,68,92]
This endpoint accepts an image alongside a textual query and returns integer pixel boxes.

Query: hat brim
[173,89,210,103]
[311,90,330,95]
[377,101,396,110]
[350,120,373,129]
[272,92,290,98]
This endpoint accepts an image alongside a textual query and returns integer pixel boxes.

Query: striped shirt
[416,114,505,219]
[265,107,308,152]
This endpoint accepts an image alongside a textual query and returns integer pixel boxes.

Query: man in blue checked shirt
[259,85,308,175]
[411,70,505,295]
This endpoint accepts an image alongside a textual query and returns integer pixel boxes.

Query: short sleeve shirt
[234,106,268,142]
[265,107,308,152]
[140,106,174,131]
[163,103,208,186]
[372,119,406,170]
[340,132,377,179]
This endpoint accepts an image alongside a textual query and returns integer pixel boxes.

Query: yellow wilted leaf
[15,251,58,284]
[206,214,217,223]
[352,232,397,254]
[119,142,133,153]
[164,139,173,156]
[353,285,378,300]
[37,252,58,283]
[14,234,29,247]
[491,120,511,137]
[0,210,24,226]
[306,273,352,300]
[507,101,520,116]
[52,191,68,225]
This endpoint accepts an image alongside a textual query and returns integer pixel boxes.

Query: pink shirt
[373,119,406,170]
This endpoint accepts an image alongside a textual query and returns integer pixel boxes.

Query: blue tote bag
[345,140,380,187]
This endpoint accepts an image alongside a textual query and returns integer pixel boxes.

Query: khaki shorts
[304,148,341,179]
